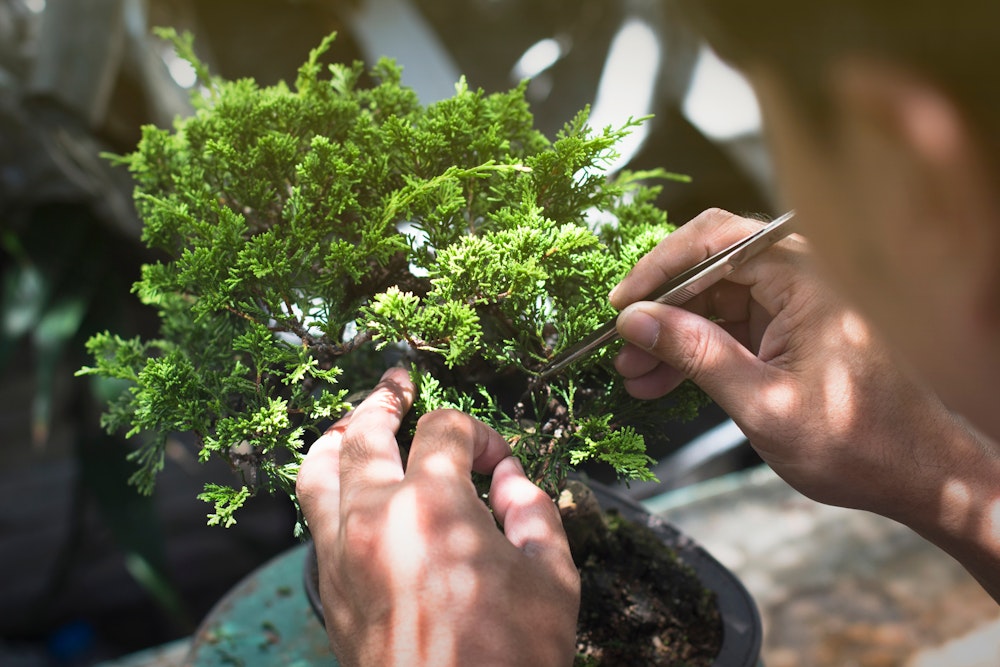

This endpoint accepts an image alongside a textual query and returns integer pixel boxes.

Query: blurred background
[5,1,995,666]
[0,0,773,662]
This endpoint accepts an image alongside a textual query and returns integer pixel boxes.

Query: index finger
[404,409,512,483]
[295,409,353,543]
[609,208,766,309]
[337,367,416,494]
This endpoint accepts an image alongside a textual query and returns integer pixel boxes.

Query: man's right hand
[611,209,992,528]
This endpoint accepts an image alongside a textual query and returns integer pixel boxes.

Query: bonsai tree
[80,30,721,665]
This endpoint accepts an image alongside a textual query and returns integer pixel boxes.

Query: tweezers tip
[534,366,557,381]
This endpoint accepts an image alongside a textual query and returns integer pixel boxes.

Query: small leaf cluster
[79,30,707,529]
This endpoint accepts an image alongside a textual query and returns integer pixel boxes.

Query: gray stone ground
[651,466,1000,667]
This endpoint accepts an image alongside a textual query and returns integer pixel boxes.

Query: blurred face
[746,68,894,324]
[744,63,1000,425]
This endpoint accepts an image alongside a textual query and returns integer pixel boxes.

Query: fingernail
[608,282,621,304]
[618,306,660,350]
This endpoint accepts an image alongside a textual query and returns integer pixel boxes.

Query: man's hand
[296,367,580,667]
[612,208,1000,601]
[612,208,991,518]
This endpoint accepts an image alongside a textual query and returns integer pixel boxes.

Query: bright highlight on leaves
[78,30,706,531]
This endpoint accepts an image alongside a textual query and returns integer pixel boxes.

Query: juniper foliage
[79,30,708,531]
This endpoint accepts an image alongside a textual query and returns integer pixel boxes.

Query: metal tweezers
[537,210,796,379]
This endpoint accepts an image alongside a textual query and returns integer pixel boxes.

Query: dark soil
[564,486,722,666]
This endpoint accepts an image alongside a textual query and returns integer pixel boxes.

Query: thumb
[617,301,767,410]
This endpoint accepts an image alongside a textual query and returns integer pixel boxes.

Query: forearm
[882,414,1000,603]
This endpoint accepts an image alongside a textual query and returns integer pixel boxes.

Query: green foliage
[78,31,707,529]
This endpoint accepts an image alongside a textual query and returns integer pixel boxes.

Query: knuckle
[295,462,317,497]
[699,206,736,223]
[416,408,475,436]
[419,407,464,424]
[339,504,381,554]
[690,207,739,234]
[694,208,761,245]
[339,427,377,465]
[670,324,716,380]
[295,456,329,505]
